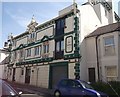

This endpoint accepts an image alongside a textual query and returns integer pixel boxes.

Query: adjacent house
[85,22,120,82]
[4,0,120,89]
[0,49,9,79]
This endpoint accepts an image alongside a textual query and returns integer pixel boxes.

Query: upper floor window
[42,42,49,58]
[34,45,41,56]
[30,33,35,39]
[55,39,64,59]
[26,48,31,57]
[43,43,49,54]
[55,18,65,36]
[104,36,115,56]
[56,40,64,52]
[28,33,36,43]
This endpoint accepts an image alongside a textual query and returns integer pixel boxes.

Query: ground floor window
[106,66,117,81]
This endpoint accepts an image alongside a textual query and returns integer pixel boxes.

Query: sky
[0,0,120,48]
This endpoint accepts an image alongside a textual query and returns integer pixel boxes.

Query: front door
[25,67,31,84]
[12,68,16,81]
[88,68,95,82]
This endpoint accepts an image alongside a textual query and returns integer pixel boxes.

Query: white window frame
[105,66,117,81]
[26,48,31,57]
[104,36,115,56]
[34,45,41,57]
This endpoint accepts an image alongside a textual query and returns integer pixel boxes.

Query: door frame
[25,67,31,84]
[88,68,96,82]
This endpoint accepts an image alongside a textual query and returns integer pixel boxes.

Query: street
[15,87,44,97]
[6,81,53,97]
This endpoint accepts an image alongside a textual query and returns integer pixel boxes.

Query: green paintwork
[12,31,75,51]
[48,61,68,89]
[16,57,53,66]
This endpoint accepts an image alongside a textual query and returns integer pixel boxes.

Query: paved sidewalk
[5,80,53,96]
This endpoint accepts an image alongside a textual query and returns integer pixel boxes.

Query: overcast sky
[0,0,119,48]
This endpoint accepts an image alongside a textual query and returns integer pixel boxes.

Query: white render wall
[78,4,101,42]
[85,37,98,81]
[68,63,75,79]
[0,51,8,79]
[78,4,101,81]
[80,39,88,81]
[93,3,108,26]
[65,16,74,33]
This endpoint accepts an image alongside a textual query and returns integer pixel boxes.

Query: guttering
[95,35,100,81]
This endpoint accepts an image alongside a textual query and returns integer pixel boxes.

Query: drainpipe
[95,36,100,81]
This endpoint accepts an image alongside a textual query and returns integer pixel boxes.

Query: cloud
[5,9,31,27]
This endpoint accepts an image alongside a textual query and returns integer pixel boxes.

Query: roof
[86,22,120,38]
[13,31,29,40]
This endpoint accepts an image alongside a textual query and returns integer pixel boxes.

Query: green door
[49,62,68,89]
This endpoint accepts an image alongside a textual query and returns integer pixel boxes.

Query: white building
[0,49,9,79]
[4,0,120,89]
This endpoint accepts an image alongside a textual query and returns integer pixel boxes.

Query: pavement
[5,80,54,97]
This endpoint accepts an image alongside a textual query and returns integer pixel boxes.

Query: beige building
[86,22,120,82]
[4,0,120,89]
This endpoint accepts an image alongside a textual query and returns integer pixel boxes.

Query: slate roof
[86,22,120,38]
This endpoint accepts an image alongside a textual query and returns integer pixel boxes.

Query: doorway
[12,68,16,81]
[25,67,31,84]
[88,68,95,82]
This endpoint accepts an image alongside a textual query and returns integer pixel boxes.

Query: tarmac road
[6,81,53,97]
[15,87,47,97]
[21,94,44,97]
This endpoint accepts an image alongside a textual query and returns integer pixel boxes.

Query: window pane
[39,46,41,56]
[104,37,114,45]
[35,46,39,56]
[61,40,64,51]
[27,48,31,57]
[104,36,115,56]
[56,41,60,52]
[47,44,49,53]
[106,66,117,81]
[44,45,46,53]
[56,21,60,29]
[105,46,115,55]
[61,19,65,28]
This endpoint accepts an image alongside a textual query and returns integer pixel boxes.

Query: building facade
[0,49,9,79]
[4,0,120,88]
[86,22,120,82]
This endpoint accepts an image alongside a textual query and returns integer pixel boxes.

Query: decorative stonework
[27,16,38,33]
